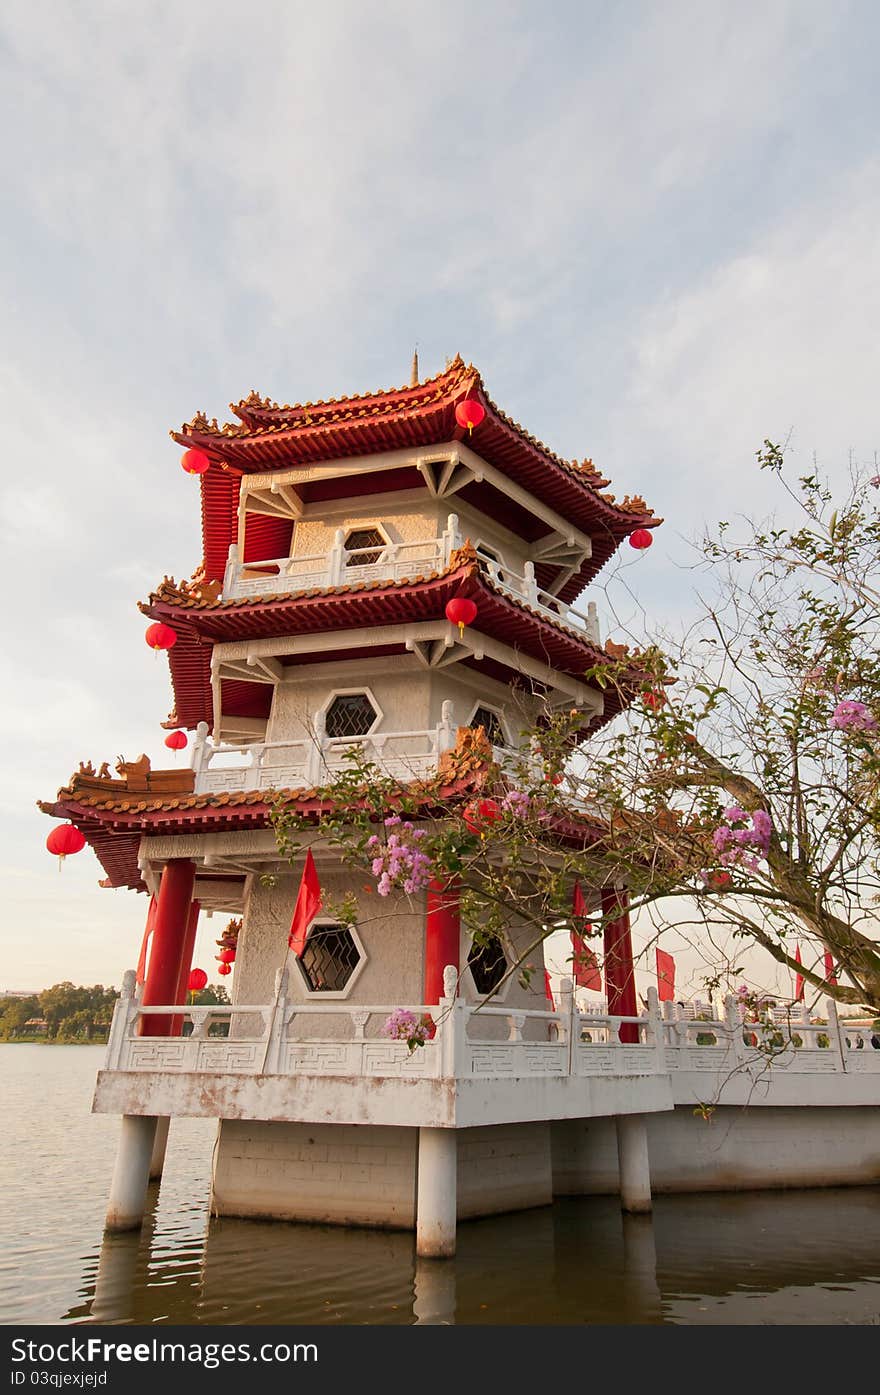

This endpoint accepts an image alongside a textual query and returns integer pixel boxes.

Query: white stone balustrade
[104,972,669,1082]
[221,513,601,645]
[191,703,460,795]
[105,979,878,1085]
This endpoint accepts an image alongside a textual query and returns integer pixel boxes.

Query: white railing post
[442,513,461,564]
[437,700,456,754]
[587,600,600,645]
[723,993,746,1066]
[439,964,464,1079]
[260,967,290,1075]
[522,560,539,605]
[328,528,346,587]
[223,543,239,596]
[307,711,327,787]
[557,975,574,1070]
[645,987,664,1071]
[105,969,138,1069]
[190,720,210,775]
[825,996,847,1072]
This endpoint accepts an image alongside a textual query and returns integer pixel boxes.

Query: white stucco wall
[551,1106,880,1195]
[212,1120,419,1227]
[212,1118,553,1226]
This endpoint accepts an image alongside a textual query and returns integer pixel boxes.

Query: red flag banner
[136,896,157,986]
[655,947,676,1002]
[544,969,556,1011]
[571,881,602,990]
[823,950,837,986]
[288,849,322,958]
[794,945,805,1001]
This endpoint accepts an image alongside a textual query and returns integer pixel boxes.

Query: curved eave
[175,369,659,597]
[39,770,608,892]
[142,562,642,732]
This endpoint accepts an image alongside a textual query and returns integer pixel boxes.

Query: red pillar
[424,878,460,1005]
[140,860,196,1036]
[170,900,201,1036]
[602,887,638,1044]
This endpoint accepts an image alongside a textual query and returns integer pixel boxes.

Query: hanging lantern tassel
[445,597,478,639]
[46,823,86,870]
[454,399,485,435]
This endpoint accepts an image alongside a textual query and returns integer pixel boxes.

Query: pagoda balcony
[190,704,510,795]
[222,519,601,646]
[93,974,880,1131]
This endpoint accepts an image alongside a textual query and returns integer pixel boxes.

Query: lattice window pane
[299,924,362,993]
[325,692,378,738]
[470,706,503,745]
[345,528,386,566]
[468,933,507,996]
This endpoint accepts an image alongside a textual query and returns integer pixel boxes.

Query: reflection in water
[413,1260,456,1325]
[66,1186,880,1326]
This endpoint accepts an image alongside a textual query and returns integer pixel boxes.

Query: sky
[2,0,878,999]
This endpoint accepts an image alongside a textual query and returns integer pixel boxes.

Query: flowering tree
[272,451,880,1014]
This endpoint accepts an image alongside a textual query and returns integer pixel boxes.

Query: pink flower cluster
[501,788,531,816]
[829,699,878,734]
[367,815,432,897]
[381,1008,433,1050]
[712,805,772,872]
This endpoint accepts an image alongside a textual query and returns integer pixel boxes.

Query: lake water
[2,1044,879,1326]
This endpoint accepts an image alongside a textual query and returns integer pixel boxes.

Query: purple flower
[829,699,878,733]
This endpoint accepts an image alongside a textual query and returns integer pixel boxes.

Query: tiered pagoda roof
[173,356,660,600]
[141,545,640,733]
[38,732,607,893]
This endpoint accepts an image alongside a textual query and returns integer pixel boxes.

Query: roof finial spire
[410,347,419,387]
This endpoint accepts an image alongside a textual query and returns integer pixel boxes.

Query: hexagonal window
[345,527,386,566]
[470,705,504,746]
[299,923,362,993]
[325,692,379,738]
[467,932,508,996]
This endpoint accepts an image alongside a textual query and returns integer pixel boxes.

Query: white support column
[416,1127,458,1258]
[616,1114,652,1214]
[148,1117,170,1181]
[105,1115,159,1232]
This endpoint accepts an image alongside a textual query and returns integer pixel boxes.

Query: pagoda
[40,356,668,1255]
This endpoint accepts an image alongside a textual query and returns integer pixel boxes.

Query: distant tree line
[0,982,230,1042]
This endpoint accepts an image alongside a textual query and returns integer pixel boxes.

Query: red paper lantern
[217,962,232,976]
[463,798,501,834]
[628,528,653,550]
[164,730,187,753]
[188,968,208,992]
[218,949,236,964]
[145,622,177,651]
[707,870,732,890]
[445,597,478,638]
[46,823,86,864]
[181,448,211,475]
[641,690,666,710]
[454,399,485,434]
